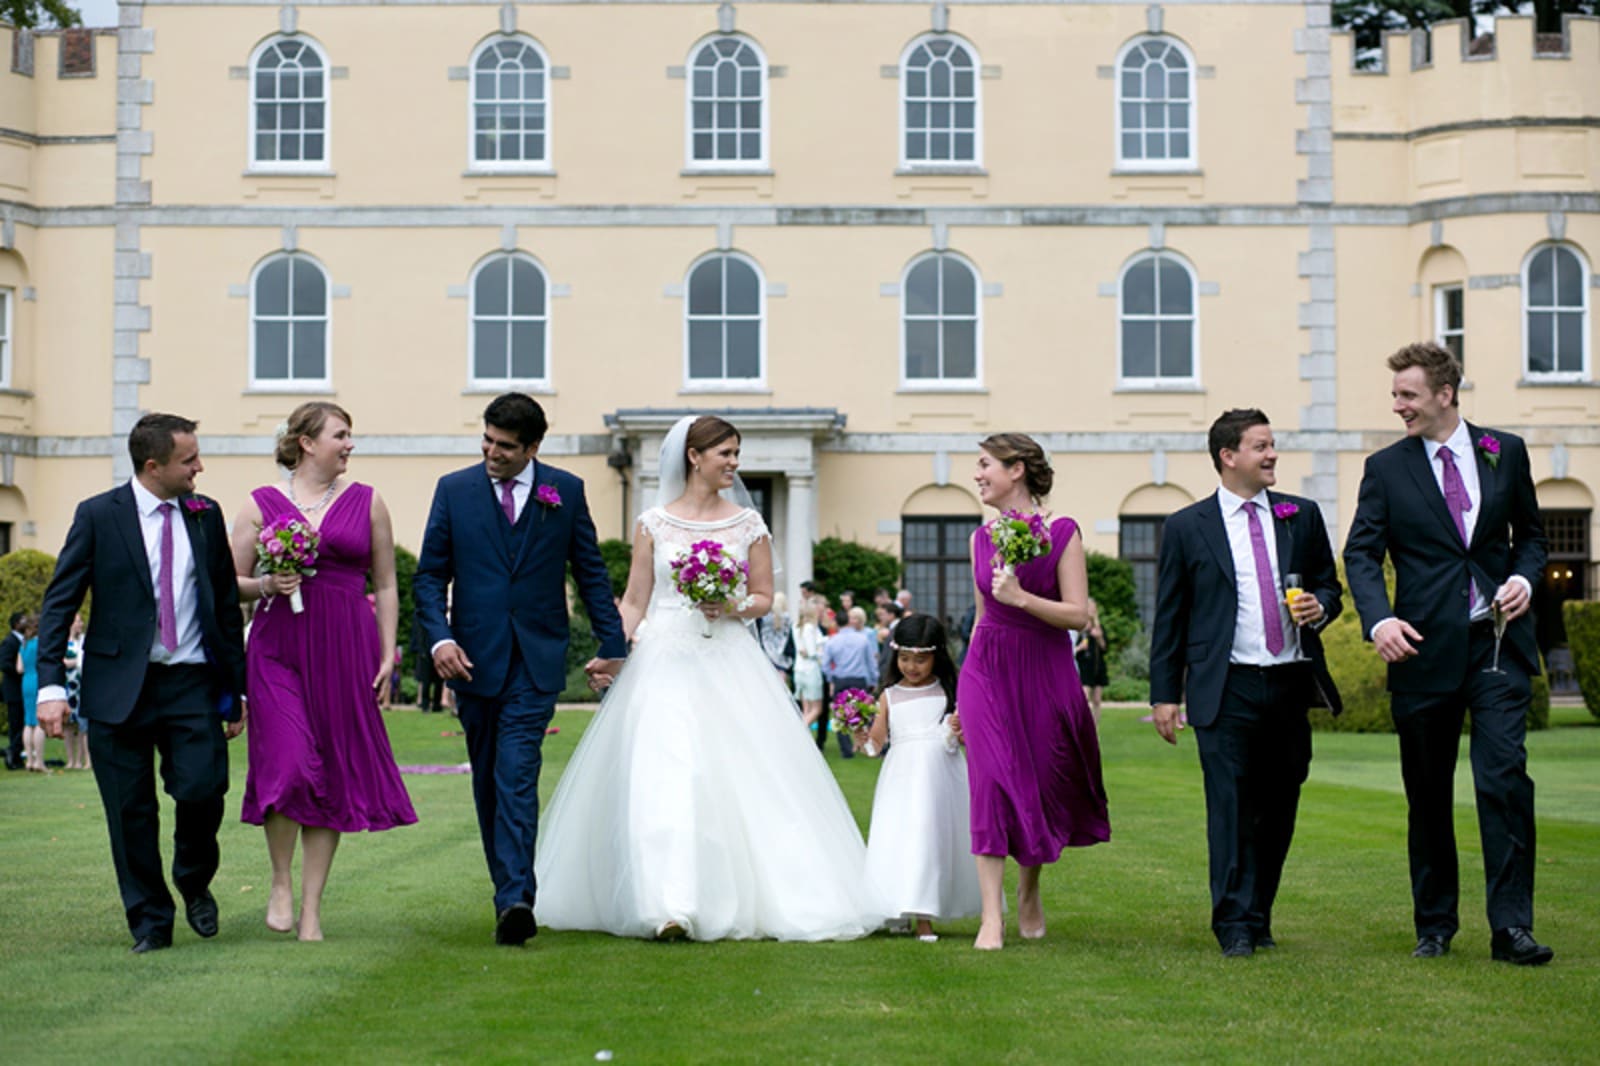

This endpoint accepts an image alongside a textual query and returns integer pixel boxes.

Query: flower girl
[854,614,981,941]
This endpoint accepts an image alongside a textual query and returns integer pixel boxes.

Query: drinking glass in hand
[1283,573,1304,625]
[1484,598,1509,675]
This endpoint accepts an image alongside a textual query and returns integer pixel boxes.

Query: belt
[1228,661,1309,674]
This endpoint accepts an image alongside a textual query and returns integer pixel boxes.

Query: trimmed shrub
[811,537,901,614]
[599,538,632,598]
[1527,671,1550,732]
[1085,551,1139,661]
[0,549,58,628]
[393,544,418,674]
[1104,676,1150,703]
[1310,561,1394,733]
[1564,600,1600,720]
[1116,627,1150,682]
[562,571,602,703]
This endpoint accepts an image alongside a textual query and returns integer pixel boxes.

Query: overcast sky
[71,0,119,27]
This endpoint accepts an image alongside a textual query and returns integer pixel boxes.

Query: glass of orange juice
[1283,573,1304,620]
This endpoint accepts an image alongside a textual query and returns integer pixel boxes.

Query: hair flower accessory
[535,484,562,509]
[1271,501,1299,521]
[1477,433,1501,469]
[182,496,213,514]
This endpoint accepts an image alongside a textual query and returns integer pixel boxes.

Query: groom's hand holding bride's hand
[434,642,474,682]
[584,657,624,692]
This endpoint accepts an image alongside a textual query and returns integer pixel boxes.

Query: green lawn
[3,704,1596,1064]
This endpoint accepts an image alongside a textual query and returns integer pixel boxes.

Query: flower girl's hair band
[890,641,939,653]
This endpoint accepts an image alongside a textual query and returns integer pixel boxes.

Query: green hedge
[0,549,58,629]
[1564,600,1600,721]
[811,537,901,614]
[1085,551,1139,662]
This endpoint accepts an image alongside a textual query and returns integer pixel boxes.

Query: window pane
[903,520,937,556]
[1527,311,1553,373]
[1555,311,1582,373]
[256,259,289,316]
[943,320,977,378]
[1169,132,1189,158]
[725,321,760,378]
[475,320,508,378]
[693,133,713,159]
[1527,248,1553,306]
[1122,132,1142,159]
[942,260,975,315]
[1123,260,1155,314]
[906,260,940,315]
[725,260,759,313]
[954,132,974,159]
[1169,70,1188,99]
[1158,321,1193,377]
[292,321,326,379]
[688,261,722,315]
[1554,248,1582,306]
[255,321,289,379]
[907,102,927,130]
[688,321,723,379]
[1157,258,1192,314]
[1121,102,1140,131]
[905,321,939,378]
[1122,321,1157,377]
[289,262,324,316]
[510,321,544,379]
[474,259,508,316]
[943,521,976,556]
[740,132,759,159]
[1121,70,1140,97]
[1445,287,1464,328]
[510,260,544,316]
[303,134,323,160]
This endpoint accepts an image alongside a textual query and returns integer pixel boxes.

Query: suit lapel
[479,470,514,568]
[111,484,156,601]
[1266,491,1294,573]
[510,460,552,573]
[1197,494,1236,586]
[1401,436,1464,546]
[1466,421,1498,551]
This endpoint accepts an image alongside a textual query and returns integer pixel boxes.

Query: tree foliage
[1335,0,1599,66]
[4,0,81,30]
[810,537,902,613]
[1084,551,1140,661]
[0,549,58,628]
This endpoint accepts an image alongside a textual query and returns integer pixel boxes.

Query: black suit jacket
[1149,490,1344,728]
[1343,424,1546,693]
[0,630,20,706]
[36,484,247,725]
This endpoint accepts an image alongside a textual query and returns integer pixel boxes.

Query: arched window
[470,36,549,169]
[250,36,329,168]
[470,253,549,386]
[0,286,11,388]
[902,252,980,384]
[900,35,980,167]
[687,36,767,168]
[251,253,329,386]
[1119,251,1196,384]
[1116,36,1194,168]
[685,253,763,384]
[1523,243,1590,380]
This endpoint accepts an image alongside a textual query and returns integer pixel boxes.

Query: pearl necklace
[290,475,338,515]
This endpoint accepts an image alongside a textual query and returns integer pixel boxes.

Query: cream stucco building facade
[1,2,1596,651]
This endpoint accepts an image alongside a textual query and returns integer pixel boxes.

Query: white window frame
[0,287,11,388]
[682,251,767,390]
[1433,282,1465,368]
[898,33,983,170]
[467,34,553,173]
[683,34,769,172]
[1522,242,1591,383]
[899,251,983,389]
[249,252,332,390]
[1113,35,1197,172]
[247,35,331,173]
[467,251,552,390]
[1117,249,1200,388]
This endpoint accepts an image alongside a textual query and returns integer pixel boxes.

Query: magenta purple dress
[958,515,1109,864]
[241,483,417,833]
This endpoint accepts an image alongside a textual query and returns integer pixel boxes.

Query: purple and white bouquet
[257,516,320,614]
[988,509,1052,574]
[830,688,877,735]
[670,539,749,638]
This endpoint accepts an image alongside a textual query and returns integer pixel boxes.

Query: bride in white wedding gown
[534,415,882,941]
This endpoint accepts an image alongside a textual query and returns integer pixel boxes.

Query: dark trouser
[455,656,557,912]
[87,664,229,942]
[1193,662,1313,947]
[415,660,444,711]
[1390,627,1537,939]
[5,692,22,765]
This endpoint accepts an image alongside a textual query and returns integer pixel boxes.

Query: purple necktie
[499,479,517,525]
[1437,447,1478,610]
[157,502,178,653]
[1245,502,1285,656]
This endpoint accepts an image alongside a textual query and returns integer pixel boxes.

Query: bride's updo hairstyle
[276,401,353,471]
[684,415,741,472]
[979,432,1053,500]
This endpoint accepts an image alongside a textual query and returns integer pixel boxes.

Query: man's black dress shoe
[185,892,219,939]
[1255,933,1277,950]
[1220,936,1254,958]
[495,902,537,947]
[1491,927,1553,966]
[1412,935,1451,958]
[130,933,171,955]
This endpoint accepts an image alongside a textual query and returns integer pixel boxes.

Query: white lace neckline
[653,506,753,530]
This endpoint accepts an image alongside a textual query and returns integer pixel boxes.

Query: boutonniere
[535,485,562,510]
[1271,501,1299,521]
[1476,433,1501,469]
[182,496,214,514]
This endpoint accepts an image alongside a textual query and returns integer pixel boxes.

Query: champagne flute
[1283,573,1304,626]
[1484,597,1508,675]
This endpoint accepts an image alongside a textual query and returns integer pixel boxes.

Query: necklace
[290,474,338,515]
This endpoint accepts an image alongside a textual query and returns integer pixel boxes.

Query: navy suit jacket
[36,484,247,725]
[1149,490,1343,728]
[1343,424,1546,692]
[413,460,626,698]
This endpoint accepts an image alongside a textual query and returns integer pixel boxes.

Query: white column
[785,472,815,604]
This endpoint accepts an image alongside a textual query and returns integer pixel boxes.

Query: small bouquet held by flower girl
[988,510,1052,574]
[670,539,749,638]
[830,688,877,735]
[257,516,320,614]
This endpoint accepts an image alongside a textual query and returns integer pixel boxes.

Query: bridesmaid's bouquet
[988,510,1051,574]
[670,540,749,638]
[830,688,877,734]
[257,517,320,614]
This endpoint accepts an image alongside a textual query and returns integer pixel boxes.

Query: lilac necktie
[1437,447,1478,610]
[157,502,178,653]
[1245,502,1285,656]
[499,479,517,525]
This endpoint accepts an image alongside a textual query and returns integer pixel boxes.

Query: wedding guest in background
[874,601,904,675]
[874,588,893,610]
[794,603,827,742]
[231,401,416,941]
[823,607,879,759]
[410,614,444,712]
[757,591,796,689]
[63,614,90,771]
[896,589,914,616]
[958,433,1109,950]
[838,590,856,618]
[1074,599,1109,722]
[2,611,24,770]
[18,616,44,772]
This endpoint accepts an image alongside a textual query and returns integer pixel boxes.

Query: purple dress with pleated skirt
[958,515,1109,864]
[241,483,417,833]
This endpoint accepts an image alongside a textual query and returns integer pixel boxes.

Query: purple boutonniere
[1271,501,1299,521]
[1477,433,1501,469]
[182,496,213,514]
[535,485,562,509]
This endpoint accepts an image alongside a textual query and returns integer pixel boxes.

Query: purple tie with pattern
[1437,447,1478,610]
[1246,502,1285,656]
[499,479,517,525]
[157,502,178,653]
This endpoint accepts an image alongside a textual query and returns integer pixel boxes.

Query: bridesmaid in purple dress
[957,433,1109,950]
[230,402,416,941]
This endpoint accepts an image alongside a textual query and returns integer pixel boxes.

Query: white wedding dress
[535,506,883,941]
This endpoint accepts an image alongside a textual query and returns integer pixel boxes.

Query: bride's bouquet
[670,539,749,638]
[988,510,1051,575]
[830,688,877,735]
[257,516,320,614]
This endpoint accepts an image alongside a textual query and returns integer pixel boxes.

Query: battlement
[1333,14,1599,78]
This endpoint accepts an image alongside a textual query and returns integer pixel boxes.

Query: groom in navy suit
[1344,342,1551,965]
[1149,409,1342,957]
[415,393,626,945]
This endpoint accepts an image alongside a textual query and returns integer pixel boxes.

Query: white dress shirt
[1216,486,1301,667]
[489,462,534,525]
[130,478,207,665]
[1423,420,1492,622]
